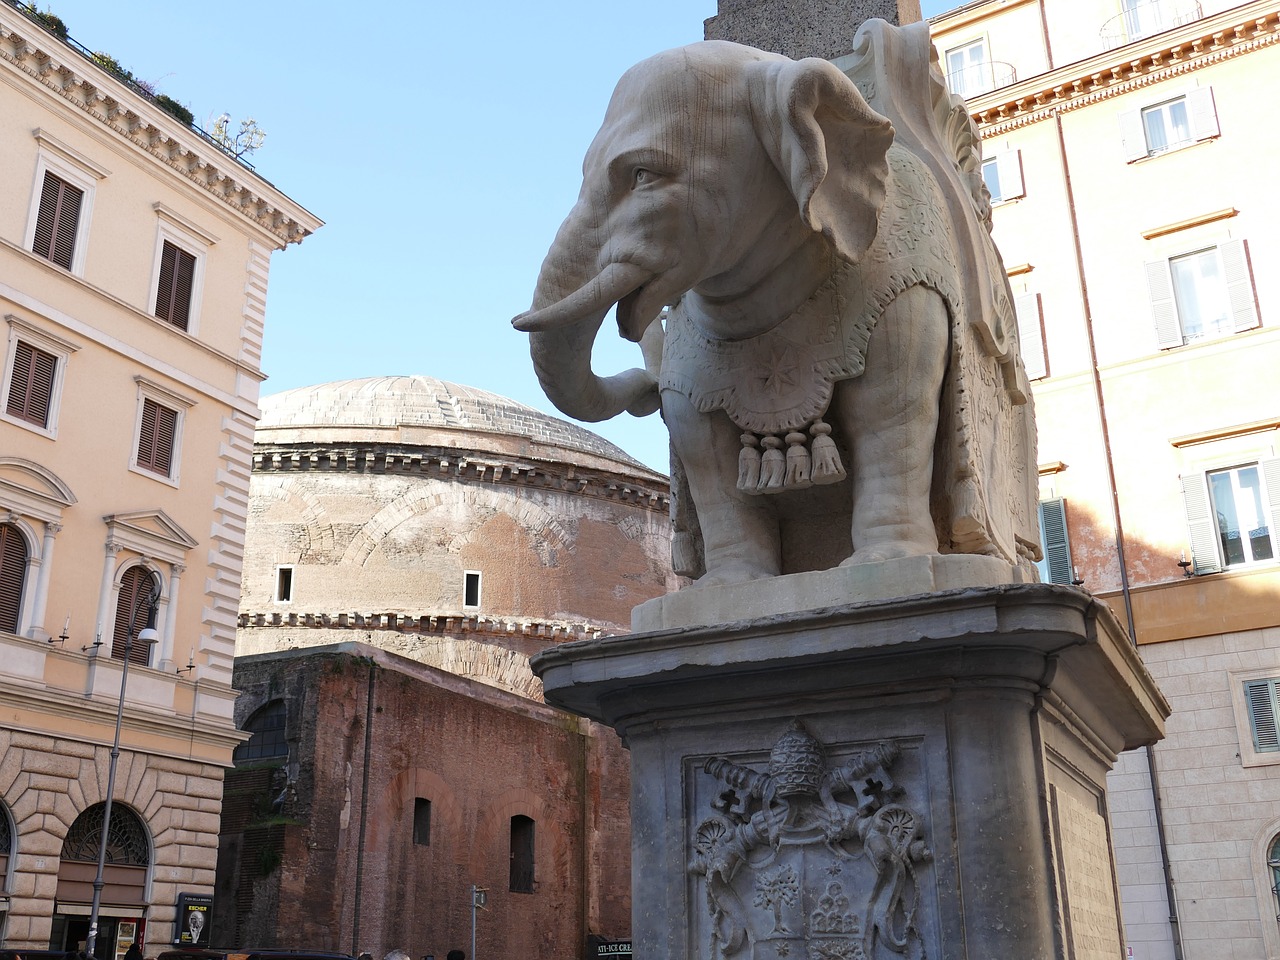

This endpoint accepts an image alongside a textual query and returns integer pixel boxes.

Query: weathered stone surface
[704,0,922,60]
[533,583,1168,959]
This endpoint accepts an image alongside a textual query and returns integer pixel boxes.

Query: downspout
[1052,112,1185,960]
[1037,0,1054,70]
[351,662,377,955]
[578,719,591,949]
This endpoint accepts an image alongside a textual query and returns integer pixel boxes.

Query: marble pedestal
[531,581,1168,960]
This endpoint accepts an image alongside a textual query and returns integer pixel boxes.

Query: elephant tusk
[512,261,652,332]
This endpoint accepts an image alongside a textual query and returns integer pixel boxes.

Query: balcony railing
[945,61,1018,99]
[1100,0,1204,50]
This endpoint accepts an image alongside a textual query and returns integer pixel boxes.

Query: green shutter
[1180,473,1221,574]
[1146,259,1182,349]
[1038,498,1072,584]
[1245,679,1280,752]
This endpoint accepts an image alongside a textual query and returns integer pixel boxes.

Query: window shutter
[1180,473,1221,574]
[155,241,196,330]
[0,523,28,634]
[1145,259,1182,348]
[112,566,157,666]
[996,150,1025,200]
[1245,679,1280,752]
[1186,86,1219,141]
[1038,499,1072,584]
[1261,458,1280,556]
[6,341,57,427]
[1119,108,1149,162]
[1218,239,1259,333]
[32,172,83,269]
[136,398,178,476]
[1014,293,1047,380]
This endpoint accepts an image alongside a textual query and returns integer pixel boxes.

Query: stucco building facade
[0,2,319,953]
[931,2,1280,956]
[228,377,673,957]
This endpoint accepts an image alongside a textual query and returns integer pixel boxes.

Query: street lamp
[85,573,161,960]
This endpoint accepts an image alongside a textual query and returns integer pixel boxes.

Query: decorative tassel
[809,420,846,484]
[784,431,812,489]
[737,433,762,494]
[758,436,786,493]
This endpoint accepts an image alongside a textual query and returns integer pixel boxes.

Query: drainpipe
[1052,111,1185,960]
[351,662,377,955]
[1037,0,1054,70]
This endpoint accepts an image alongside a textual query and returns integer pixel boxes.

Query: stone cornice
[969,2,1280,135]
[238,610,608,642]
[0,5,321,247]
[253,441,673,513]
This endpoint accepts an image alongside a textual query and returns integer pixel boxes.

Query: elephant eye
[633,167,657,188]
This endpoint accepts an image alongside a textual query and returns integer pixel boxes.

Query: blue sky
[46,0,958,472]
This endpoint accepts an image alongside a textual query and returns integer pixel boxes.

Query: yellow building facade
[932,1,1280,957]
[0,2,319,953]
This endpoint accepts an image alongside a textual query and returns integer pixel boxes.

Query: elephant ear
[750,56,894,264]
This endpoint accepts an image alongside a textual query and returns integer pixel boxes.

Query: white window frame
[1180,457,1280,575]
[274,565,294,604]
[128,376,194,487]
[463,570,482,609]
[944,37,992,99]
[0,316,80,439]
[1145,238,1258,350]
[1120,85,1219,162]
[981,150,1025,205]
[22,130,109,277]
[1231,668,1280,768]
[148,204,216,336]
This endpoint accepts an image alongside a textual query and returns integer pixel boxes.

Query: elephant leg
[661,388,781,585]
[835,284,949,565]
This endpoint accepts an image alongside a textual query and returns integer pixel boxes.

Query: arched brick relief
[342,486,574,567]
[1251,814,1280,958]
[368,768,464,861]
[476,789,569,896]
[254,476,336,559]
[392,636,543,700]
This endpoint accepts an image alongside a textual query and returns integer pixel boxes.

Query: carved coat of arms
[689,721,931,960]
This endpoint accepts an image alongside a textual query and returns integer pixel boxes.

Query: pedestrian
[124,944,143,960]
[447,951,465,960]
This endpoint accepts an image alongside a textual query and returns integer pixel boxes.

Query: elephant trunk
[515,214,659,423]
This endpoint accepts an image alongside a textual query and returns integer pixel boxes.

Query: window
[136,398,178,477]
[1245,679,1280,753]
[23,132,107,277]
[1146,240,1258,349]
[1181,459,1280,574]
[413,798,432,846]
[981,151,1024,205]
[130,378,192,484]
[0,523,29,635]
[31,172,83,270]
[111,566,160,666]
[944,39,990,98]
[2,318,78,438]
[1035,499,1074,585]
[510,815,535,893]
[234,700,288,763]
[1014,293,1047,380]
[1120,87,1219,161]
[1121,0,1204,44]
[275,566,294,603]
[154,241,197,330]
[5,341,56,427]
[464,570,481,608]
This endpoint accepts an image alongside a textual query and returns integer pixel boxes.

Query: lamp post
[85,574,161,960]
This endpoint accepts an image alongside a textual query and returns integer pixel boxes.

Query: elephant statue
[513,19,1041,587]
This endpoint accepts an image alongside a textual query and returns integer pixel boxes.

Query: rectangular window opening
[1209,464,1275,567]
[5,340,57,427]
[413,798,431,846]
[135,397,179,477]
[463,570,481,609]
[510,815,534,893]
[275,567,294,603]
[155,240,197,330]
[32,171,83,269]
[1245,679,1280,753]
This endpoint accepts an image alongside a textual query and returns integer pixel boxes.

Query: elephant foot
[695,560,778,588]
[841,540,937,567]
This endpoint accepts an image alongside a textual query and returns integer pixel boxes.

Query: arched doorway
[0,801,13,942]
[53,803,150,959]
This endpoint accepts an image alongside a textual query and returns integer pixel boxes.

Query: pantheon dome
[236,375,675,692]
